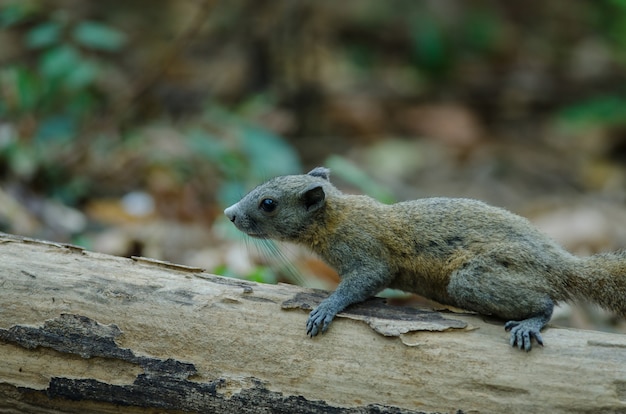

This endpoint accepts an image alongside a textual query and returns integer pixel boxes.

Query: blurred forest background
[2,0,626,331]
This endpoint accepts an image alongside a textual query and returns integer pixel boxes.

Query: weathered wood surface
[0,233,625,414]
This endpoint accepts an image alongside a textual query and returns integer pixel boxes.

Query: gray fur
[224,170,339,241]
[225,167,626,351]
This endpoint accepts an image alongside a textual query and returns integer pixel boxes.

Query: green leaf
[212,264,236,278]
[1,66,41,112]
[325,155,396,204]
[4,142,38,179]
[218,181,247,207]
[239,125,301,177]
[26,21,62,48]
[72,21,126,51]
[608,0,626,9]
[66,90,98,116]
[39,45,80,79]
[35,115,76,143]
[14,67,39,111]
[0,2,34,28]
[246,266,277,284]
[463,9,502,53]
[64,59,99,89]
[410,17,448,72]
[38,46,97,90]
[187,129,229,161]
[559,95,626,128]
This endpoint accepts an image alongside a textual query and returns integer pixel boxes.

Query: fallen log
[0,233,624,413]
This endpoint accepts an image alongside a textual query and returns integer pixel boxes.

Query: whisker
[266,240,307,286]
[266,239,306,286]
[246,237,306,287]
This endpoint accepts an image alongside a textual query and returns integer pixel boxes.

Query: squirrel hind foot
[504,317,548,351]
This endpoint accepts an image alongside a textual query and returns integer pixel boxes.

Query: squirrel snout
[224,204,238,223]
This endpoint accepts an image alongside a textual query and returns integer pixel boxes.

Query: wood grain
[0,233,624,413]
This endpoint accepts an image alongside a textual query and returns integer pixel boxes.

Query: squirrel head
[224,167,336,242]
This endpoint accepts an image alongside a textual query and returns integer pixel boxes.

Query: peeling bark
[0,233,625,413]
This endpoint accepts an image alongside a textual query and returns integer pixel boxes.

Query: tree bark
[0,232,625,414]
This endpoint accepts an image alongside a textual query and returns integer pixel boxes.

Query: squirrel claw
[306,305,336,337]
[504,320,544,352]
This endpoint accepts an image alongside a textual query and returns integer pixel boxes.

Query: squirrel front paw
[306,304,337,337]
[504,319,545,352]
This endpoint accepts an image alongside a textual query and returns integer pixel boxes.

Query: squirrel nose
[224,205,237,223]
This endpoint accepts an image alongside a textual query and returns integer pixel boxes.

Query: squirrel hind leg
[447,262,555,351]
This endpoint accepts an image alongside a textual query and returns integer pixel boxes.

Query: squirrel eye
[259,198,277,213]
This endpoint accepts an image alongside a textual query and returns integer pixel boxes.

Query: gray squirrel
[224,167,626,351]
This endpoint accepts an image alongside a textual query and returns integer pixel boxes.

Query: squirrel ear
[307,167,330,181]
[301,184,326,212]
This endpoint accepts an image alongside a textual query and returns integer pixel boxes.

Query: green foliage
[0,2,128,202]
[383,5,498,79]
[212,264,277,284]
[558,95,626,129]
[325,155,395,204]
[2,1,624,223]
[187,107,302,208]
[0,138,37,179]
[0,2,35,27]
[604,0,626,61]
[25,21,62,48]
[73,21,127,51]
[462,8,503,54]
[245,266,278,284]
[0,2,127,119]
[410,14,449,75]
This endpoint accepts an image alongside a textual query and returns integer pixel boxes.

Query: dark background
[2,0,626,330]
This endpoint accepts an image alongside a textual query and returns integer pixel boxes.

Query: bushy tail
[578,252,626,317]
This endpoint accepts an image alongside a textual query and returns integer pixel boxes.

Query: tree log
[0,232,625,413]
